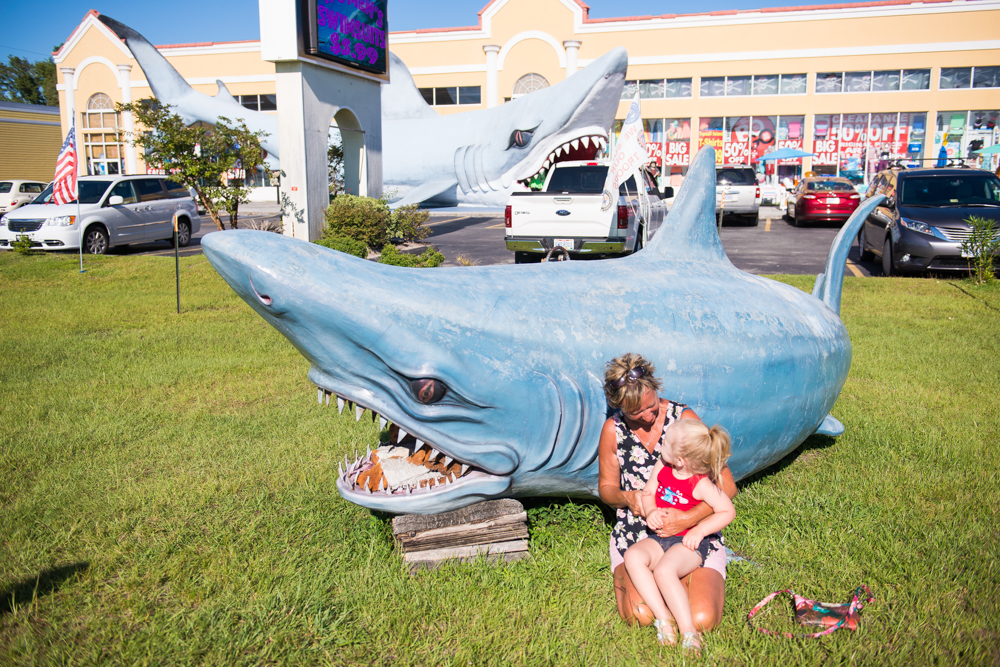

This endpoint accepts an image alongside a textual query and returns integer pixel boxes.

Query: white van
[0,175,201,254]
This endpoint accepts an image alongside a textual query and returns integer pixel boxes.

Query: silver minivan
[0,175,201,254]
[716,165,762,226]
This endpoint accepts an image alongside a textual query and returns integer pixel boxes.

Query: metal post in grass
[172,211,181,314]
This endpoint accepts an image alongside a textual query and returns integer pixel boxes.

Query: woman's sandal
[653,619,677,646]
[681,631,702,653]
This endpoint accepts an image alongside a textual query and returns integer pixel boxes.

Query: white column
[60,67,83,178]
[484,45,500,108]
[117,64,138,175]
[563,41,581,78]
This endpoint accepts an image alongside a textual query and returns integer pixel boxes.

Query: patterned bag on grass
[747,585,873,638]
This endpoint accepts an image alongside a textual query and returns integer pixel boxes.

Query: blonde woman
[598,353,737,631]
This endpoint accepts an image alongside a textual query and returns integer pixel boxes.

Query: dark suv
[858,167,1000,275]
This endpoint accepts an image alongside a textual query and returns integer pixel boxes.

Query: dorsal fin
[644,146,730,264]
[382,52,438,120]
[811,193,884,314]
[215,80,236,103]
[98,15,194,104]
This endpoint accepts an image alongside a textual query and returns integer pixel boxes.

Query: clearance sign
[305,0,388,75]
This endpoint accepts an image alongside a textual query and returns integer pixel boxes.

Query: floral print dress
[610,399,690,558]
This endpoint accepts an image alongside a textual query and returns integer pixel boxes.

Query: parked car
[505,161,669,262]
[716,165,760,225]
[0,175,201,254]
[786,177,861,226]
[858,166,1000,275]
[0,180,48,214]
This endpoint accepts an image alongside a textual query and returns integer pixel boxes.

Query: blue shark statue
[97,15,622,206]
[202,147,881,514]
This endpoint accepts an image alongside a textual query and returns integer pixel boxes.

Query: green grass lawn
[1,251,998,666]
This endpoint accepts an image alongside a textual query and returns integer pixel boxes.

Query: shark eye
[508,128,534,149]
[411,378,447,404]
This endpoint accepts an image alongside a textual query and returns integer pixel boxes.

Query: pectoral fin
[393,179,457,207]
[813,414,845,437]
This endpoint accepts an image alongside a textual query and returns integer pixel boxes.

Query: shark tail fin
[642,146,731,265]
[811,193,885,315]
[98,15,194,106]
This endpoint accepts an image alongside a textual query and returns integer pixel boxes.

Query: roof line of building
[53,0,993,54]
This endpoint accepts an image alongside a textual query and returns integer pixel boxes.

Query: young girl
[623,419,735,651]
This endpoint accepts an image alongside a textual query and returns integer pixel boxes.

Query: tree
[116,101,271,231]
[0,54,58,106]
[328,129,345,197]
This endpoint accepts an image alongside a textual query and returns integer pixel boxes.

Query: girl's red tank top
[655,465,704,536]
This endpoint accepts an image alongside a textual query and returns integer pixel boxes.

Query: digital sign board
[304,0,388,75]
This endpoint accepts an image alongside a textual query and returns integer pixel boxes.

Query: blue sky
[2,0,858,64]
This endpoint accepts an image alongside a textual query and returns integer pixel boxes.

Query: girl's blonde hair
[603,353,663,414]
[666,419,731,487]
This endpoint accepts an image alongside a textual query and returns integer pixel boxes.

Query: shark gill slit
[546,372,590,473]
[454,146,472,194]
[473,146,491,192]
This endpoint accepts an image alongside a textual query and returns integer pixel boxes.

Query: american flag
[53,119,78,205]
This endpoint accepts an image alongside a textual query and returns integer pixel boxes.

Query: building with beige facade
[52,0,1000,191]
[1,102,62,182]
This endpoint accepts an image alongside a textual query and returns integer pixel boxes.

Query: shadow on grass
[736,433,838,491]
[0,562,89,615]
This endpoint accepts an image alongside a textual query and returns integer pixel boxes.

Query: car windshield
[716,168,755,186]
[807,180,854,192]
[899,174,1000,206]
[32,184,54,204]
[0,182,11,194]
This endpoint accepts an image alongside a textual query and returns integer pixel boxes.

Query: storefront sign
[664,140,690,166]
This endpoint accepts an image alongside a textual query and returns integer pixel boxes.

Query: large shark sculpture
[96,15,622,205]
[98,16,281,168]
[381,51,623,207]
[202,147,881,515]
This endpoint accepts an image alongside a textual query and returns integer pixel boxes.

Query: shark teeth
[520,134,607,186]
[316,384,483,496]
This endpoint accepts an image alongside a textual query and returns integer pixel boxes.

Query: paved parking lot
[121,207,883,277]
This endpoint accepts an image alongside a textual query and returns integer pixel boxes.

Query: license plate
[826,197,840,204]
[554,239,574,250]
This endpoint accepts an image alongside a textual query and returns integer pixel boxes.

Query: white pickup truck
[504,160,671,263]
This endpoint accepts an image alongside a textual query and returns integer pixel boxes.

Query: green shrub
[377,244,444,268]
[962,215,1000,285]
[313,235,368,258]
[12,234,36,255]
[323,194,390,251]
[386,204,431,243]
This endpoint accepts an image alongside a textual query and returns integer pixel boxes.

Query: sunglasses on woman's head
[613,366,647,389]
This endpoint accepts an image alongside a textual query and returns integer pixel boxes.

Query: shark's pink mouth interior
[518,134,606,188]
[318,386,492,496]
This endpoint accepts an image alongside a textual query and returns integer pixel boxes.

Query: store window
[814,112,927,184]
[818,69,929,93]
[700,77,727,97]
[418,86,484,105]
[238,94,277,111]
[635,78,695,99]
[82,93,122,176]
[511,74,547,98]
[941,66,999,89]
[935,110,1000,160]
[779,74,807,95]
[752,75,778,96]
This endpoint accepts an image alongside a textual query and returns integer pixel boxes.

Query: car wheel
[858,226,875,261]
[635,226,645,252]
[882,237,895,276]
[748,214,760,227]
[176,220,191,247]
[788,203,798,226]
[83,226,109,255]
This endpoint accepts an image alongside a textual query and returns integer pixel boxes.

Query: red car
[786,177,861,226]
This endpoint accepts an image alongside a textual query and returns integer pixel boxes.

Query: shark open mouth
[317,386,504,497]
[518,134,607,188]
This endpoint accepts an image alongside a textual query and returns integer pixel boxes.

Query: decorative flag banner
[602,93,645,210]
[53,119,78,205]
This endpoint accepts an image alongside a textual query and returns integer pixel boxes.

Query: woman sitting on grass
[623,419,735,651]
[598,353,737,633]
